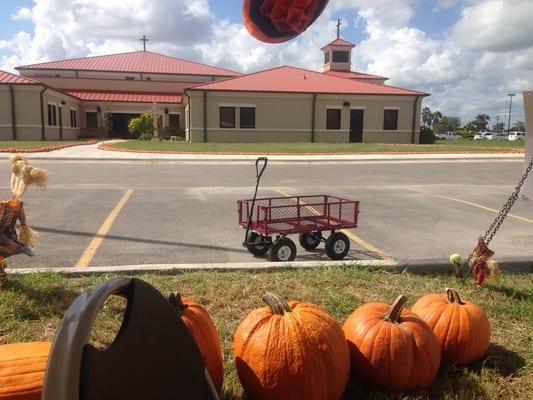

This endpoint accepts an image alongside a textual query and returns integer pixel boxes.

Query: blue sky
[0,0,531,123]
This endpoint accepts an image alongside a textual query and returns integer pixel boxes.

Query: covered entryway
[349,109,364,143]
[111,113,140,138]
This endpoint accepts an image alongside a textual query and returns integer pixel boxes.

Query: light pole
[507,93,516,135]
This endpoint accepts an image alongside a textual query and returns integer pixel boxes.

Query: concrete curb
[6,257,532,276]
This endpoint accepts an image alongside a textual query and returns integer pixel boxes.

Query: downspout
[58,106,63,140]
[203,91,207,143]
[40,87,48,140]
[411,96,421,144]
[9,85,17,140]
[184,89,191,142]
[311,93,317,143]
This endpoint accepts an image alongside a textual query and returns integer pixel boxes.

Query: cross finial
[140,35,149,51]
[336,19,341,38]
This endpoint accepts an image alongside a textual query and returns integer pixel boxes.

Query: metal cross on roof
[336,19,341,38]
[140,35,149,51]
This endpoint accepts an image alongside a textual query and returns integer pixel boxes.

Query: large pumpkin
[243,0,329,43]
[233,292,349,400]
[342,295,441,391]
[0,342,51,400]
[168,293,224,394]
[411,288,490,364]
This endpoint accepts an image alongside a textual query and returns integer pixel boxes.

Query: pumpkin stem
[384,295,407,323]
[262,292,291,315]
[168,292,188,315]
[445,288,465,305]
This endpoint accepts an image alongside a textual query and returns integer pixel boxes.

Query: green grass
[1,268,531,399]
[0,140,92,151]
[103,139,525,154]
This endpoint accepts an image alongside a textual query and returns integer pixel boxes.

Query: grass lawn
[102,139,525,154]
[1,267,531,399]
[0,140,94,152]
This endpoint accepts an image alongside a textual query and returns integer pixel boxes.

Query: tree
[128,113,154,140]
[472,113,490,132]
[511,120,525,132]
[421,107,433,129]
[433,116,461,134]
[492,122,505,132]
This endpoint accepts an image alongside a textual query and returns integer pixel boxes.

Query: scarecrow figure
[0,155,47,286]
[469,237,498,287]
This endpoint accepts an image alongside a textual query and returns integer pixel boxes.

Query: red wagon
[238,194,359,261]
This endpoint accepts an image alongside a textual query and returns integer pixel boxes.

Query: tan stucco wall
[0,84,81,140]
[187,90,423,143]
[523,91,533,200]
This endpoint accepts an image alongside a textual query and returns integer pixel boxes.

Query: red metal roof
[324,70,389,81]
[17,51,241,77]
[65,89,183,103]
[0,69,40,84]
[321,38,356,50]
[188,66,428,96]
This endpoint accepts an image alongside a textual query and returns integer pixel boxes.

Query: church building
[0,35,428,143]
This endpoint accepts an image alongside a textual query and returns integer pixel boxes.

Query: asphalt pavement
[2,159,532,270]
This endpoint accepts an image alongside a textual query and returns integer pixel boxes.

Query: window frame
[219,106,236,129]
[47,103,57,126]
[70,109,78,128]
[239,107,256,129]
[326,107,342,130]
[86,111,98,129]
[332,51,350,63]
[383,109,399,131]
[168,113,181,129]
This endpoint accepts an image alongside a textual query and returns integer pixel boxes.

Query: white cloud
[11,7,32,21]
[0,0,531,123]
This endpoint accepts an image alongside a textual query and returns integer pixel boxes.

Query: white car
[508,131,525,141]
[473,132,493,140]
[436,131,459,140]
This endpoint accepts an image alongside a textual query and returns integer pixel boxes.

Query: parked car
[436,131,459,140]
[508,131,525,141]
[473,132,493,140]
[492,132,509,140]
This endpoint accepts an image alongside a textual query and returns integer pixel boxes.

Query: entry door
[112,114,141,138]
[349,109,364,143]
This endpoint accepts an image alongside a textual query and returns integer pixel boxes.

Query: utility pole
[507,93,516,135]
[496,115,500,132]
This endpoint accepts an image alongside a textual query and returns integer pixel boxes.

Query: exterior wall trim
[218,102,257,107]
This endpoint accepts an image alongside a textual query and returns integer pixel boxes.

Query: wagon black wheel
[299,231,322,251]
[269,237,297,262]
[246,232,270,256]
[325,232,350,260]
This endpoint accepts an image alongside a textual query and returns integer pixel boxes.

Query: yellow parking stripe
[411,190,533,225]
[75,189,133,268]
[274,189,393,260]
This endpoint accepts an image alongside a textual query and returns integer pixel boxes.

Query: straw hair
[9,154,47,197]
[19,224,39,247]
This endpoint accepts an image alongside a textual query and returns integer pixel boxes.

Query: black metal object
[243,157,268,247]
[42,277,219,400]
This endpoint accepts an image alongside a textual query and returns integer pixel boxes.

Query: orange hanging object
[243,0,329,43]
[470,237,498,287]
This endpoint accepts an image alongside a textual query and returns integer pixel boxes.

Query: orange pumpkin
[233,292,349,400]
[343,295,441,391]
[0,342,51,400]
[169,293,224,394]
[411,288,491,364]
[243,0,329,43]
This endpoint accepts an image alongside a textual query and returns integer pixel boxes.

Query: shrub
[456,128,475,139]
[419,126,436,144]
[128,113,154,139]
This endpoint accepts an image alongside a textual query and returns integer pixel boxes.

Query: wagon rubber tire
[299,232,322,251]
[325,232,350,260]
[246,232,270,256]
[269,237,297,262]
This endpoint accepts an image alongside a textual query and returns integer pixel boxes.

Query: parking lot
[2,159,532,269]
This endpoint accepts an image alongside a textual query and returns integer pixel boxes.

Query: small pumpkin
[411,288,491,364]
[243,0,329,43]
[342,295,441,391]
[0,341,51,400]
[233,292,349,400]
[168,293,224,393]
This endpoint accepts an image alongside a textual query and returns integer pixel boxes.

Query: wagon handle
[256,157,268,179]
[244,157,268,247]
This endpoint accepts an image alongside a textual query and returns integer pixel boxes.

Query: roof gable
[321,38,356,50]
[188,66,428,96]
[0,70,40,85]
[16,51,241,77]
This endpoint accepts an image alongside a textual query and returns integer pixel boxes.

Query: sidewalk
[0,140,525,162]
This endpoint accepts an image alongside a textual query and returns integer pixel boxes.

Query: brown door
[350,109,364,143]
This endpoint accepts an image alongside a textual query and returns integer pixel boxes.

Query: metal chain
[459,156,533,279]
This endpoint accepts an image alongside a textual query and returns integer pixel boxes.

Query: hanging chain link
[458,156,533,279]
